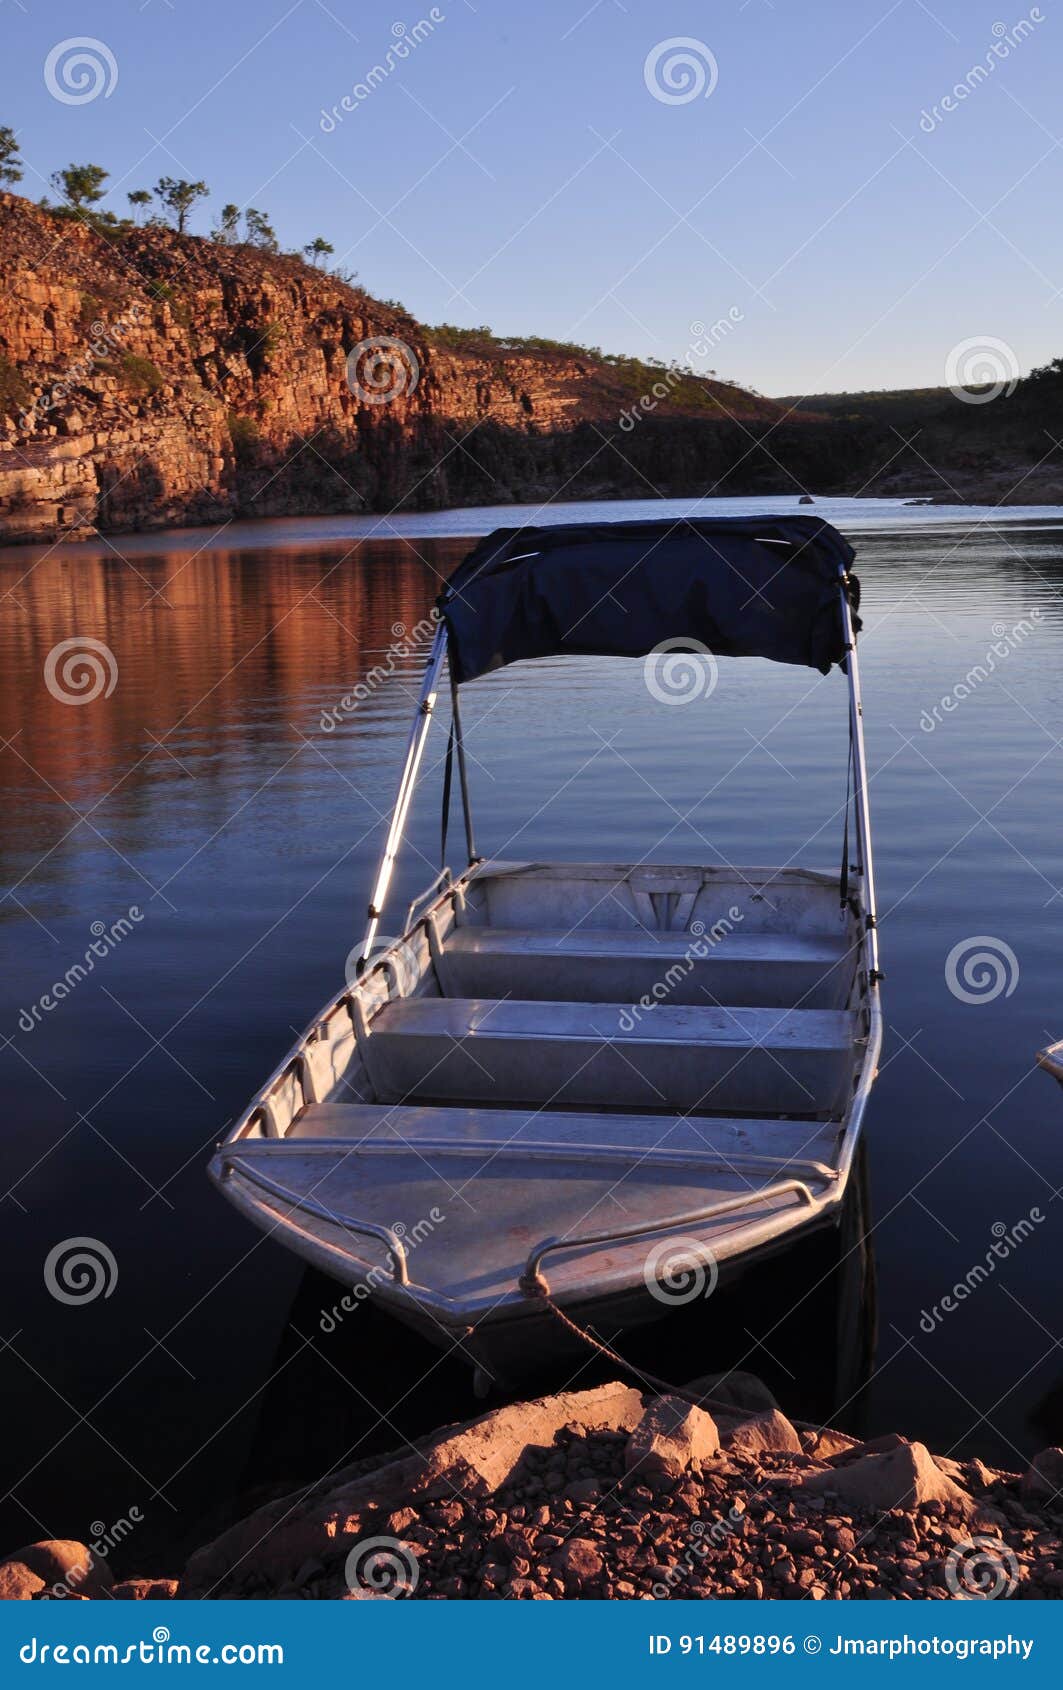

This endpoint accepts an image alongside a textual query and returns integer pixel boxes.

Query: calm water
[3,493,1063,1567]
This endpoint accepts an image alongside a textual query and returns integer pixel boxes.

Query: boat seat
[441,926,851,1008]
[287,1100,841,1174]
[366,997,856,1116]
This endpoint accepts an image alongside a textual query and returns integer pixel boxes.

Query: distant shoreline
[4,491,1063,567]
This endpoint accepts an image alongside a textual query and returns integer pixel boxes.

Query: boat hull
[209,859,882,1387]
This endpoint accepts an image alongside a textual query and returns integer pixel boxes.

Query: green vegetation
[244,207,278,251]
[108,353,164,395]
[213,203,240,244]
[0,124,22,187]
[77,282,128,326]
[227,412,260,462]
[154,176,209,234]
[428,323,605,360]
[144,278,193,328]
[780,386,956,425]
[1,122,364,288]
[50,162,109,212]
[0,353,31,416]
[423,324,761,417]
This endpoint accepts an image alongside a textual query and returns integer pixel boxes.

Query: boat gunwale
[214,1149,845,1319]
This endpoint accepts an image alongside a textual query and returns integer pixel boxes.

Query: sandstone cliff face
[0,192,842,545]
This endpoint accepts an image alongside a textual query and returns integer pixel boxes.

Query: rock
[183,1381,646,1597]
[626,1396,719,1481]
[1022,1448,1063,1506]
[683,1371,778,1416]
[506,1577,548,1599]
[722,1410,803,1456]
[111,1578,179,1600]
[828,1432,908,1466]
[931,1454,967,1482]
[794,1442,974,1516]
[802,1427,859,1460]
[0,1561,46,1600]
[554,1539,604,1584]
[563,1477,600,1503]
[4,1540,112,1599]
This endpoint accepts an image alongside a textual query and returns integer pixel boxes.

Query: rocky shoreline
[3,1376,1062,1601]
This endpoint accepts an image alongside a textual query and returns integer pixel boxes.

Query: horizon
[2,0,1059,398]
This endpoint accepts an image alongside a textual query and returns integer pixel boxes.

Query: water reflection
[1,507,1062,1563]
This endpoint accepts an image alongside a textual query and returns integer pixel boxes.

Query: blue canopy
[441,515,859,684]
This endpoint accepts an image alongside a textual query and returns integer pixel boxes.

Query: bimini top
[441,515,859,685]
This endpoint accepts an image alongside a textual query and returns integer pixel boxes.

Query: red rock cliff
[0,192,839,544]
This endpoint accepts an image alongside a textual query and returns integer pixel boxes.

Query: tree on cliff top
[244,207,278,251]
[127,188,152,223]
[212,202,241,244]
[303,236,334,266]
[0,125,22,186]
[50,162,108,211]
[154,176,208,234]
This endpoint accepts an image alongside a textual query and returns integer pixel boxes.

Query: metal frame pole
[357,622,448,967]
[839,575,880,982]
[449,667,478,866]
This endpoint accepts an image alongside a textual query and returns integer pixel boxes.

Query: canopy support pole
[839,574,880,982]
[450,668,478,866]
[357,622,448,968]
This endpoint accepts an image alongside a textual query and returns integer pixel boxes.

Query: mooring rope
[525,1284,819,1433]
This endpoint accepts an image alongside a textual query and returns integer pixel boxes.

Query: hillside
[781,379,1063,505]
[0,191,860,545]
[2,189,1060,545]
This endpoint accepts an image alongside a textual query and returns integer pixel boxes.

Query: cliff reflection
[0,537,463,889]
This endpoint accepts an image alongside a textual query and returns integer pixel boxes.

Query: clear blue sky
[4,0,1060,394]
